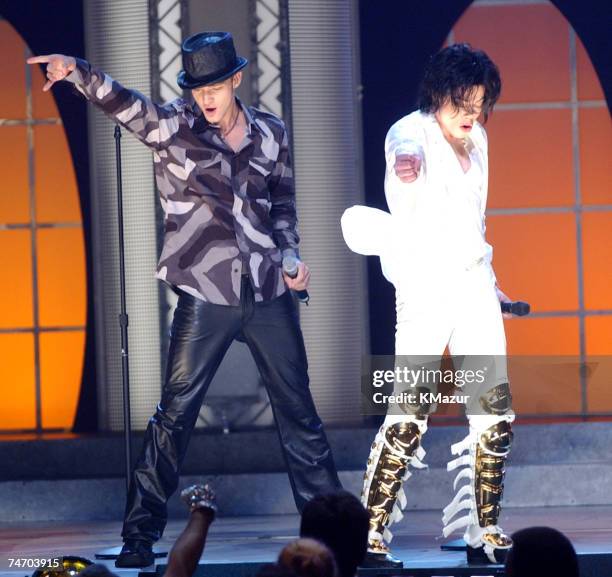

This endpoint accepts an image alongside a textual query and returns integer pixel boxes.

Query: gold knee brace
[443,395,514,563]
[476,420,513,529]
[479,382,513,416]
[361,418,427,552]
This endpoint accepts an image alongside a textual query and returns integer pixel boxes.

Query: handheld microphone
[501,301,530,316]
[282,256,310,305]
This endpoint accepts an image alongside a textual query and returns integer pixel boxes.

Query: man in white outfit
[342,44,515,567]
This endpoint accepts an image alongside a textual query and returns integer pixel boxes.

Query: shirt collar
[188,96,262,136]
[239,99,260,135]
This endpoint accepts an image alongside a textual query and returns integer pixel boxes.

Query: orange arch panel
[450,1,611,418]
[0,20,87,432]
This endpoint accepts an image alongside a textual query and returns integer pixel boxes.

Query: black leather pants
[121,276,342,543]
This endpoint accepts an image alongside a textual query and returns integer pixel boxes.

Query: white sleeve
[475,122,498,285]
[384,119,427,220]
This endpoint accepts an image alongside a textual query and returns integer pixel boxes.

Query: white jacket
[342,110,495,289]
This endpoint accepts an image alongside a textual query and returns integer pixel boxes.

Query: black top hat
[177,32,248,89]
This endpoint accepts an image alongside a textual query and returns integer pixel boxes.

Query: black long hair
[418,43,501,122]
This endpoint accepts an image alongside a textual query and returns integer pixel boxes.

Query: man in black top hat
[28,32,342,568]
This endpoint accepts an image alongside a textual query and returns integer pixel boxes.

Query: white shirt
[341,111,495,291]
[384,110,493,276]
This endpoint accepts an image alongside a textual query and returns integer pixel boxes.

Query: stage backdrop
[0,17,88,433]
[0,0,369,433]
[360,0,611,422]
[1,0,610,433]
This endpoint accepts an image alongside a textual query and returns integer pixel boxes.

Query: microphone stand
[115,125,134,492]
[96,126,166,564]
[95,125,133,561]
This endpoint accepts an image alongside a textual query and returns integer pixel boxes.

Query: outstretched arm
[163,485,217,577]
[27,54,179,149]
[163,510,214,577]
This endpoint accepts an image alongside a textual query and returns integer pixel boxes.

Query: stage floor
[1,506,611,576]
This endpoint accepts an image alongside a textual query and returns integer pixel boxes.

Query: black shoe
[466,544,509,565]
[360,551,404,569]
[115,540,155,568]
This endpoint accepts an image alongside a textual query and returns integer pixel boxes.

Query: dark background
[1,0,610,428]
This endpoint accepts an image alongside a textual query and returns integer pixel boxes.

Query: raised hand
[394,152,422,183]
[26,54,77,92]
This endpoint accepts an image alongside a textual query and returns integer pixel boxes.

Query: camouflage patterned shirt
[67,58,298,305]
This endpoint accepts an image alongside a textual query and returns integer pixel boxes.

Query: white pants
[395,262,506,357]
[383,262,508,422]
[379,262,514,554]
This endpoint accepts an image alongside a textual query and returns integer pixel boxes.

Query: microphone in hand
[500,301,530,316]
[282,256,310,305]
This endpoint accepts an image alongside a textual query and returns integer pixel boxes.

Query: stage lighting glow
[31,556,92,577]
